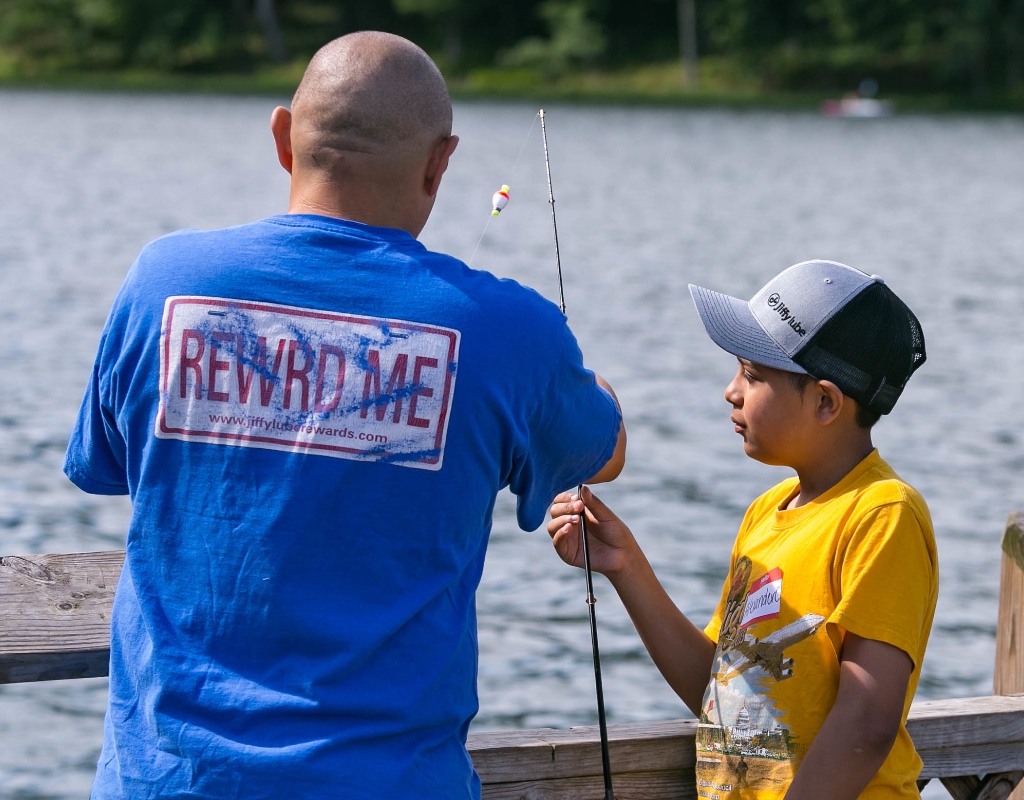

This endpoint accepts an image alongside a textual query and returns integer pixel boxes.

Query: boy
[548,260,937,798]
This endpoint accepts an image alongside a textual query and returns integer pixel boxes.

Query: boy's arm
[608,543,717,715]
[549,487,715,715]
[783,633,913,800]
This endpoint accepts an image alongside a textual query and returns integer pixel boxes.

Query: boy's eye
[743,370,756,382]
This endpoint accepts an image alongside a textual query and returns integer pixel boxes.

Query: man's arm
[583,374,626,484]
[784,633,913,800]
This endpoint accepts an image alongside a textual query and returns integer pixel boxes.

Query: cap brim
[689,284,806,373]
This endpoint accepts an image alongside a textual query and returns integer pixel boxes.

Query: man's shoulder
[464,268,562,317]
[132,223,257,270]
[414,250,568,332]
[139,219,270,251]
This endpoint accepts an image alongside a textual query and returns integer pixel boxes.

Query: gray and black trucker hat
[689,259,926,415]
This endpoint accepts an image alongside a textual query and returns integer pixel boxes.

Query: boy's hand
[549,485,717,714]
[547,486,637,578]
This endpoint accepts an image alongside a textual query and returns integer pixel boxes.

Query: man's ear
[270,106,293,174]
[814,380,846,425]
[424,135,459,197]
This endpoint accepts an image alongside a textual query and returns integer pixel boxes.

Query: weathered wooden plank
[0,551,124,683]
[881,693,1024,782]
[941,772,1024,800]
[908,695,1024,756]
[480,769,697,800]
[469,719,698,783]
[468,695,1024,788]
[920,744,1024,780]
[941,775,982,800]
[975,772,1024,800]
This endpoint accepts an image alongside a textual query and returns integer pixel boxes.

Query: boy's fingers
[549,494,583,519]
[549,491,573,516]
[547,512,580,536]
[551,500,590,530]
[551,522,573,540]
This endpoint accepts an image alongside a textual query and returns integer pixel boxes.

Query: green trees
[700,0,1024,97]
[0,0,1021,100]
[499,1,607,77]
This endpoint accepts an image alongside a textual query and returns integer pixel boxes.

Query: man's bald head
[290,32,452,174]
[271,32,459,234]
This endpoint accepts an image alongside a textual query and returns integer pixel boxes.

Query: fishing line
[467,112,540,267]
[539,107,615,800]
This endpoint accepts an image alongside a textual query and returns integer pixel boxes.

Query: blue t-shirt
[64,215,621,800]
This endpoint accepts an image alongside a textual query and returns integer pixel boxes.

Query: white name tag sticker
[156,297,460,470]
[740,567,783,628]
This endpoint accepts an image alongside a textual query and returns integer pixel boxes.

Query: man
[65,32,625,800]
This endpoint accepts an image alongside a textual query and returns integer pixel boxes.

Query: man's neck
[286,184,423,237]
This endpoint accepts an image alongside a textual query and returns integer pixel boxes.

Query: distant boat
[821,78,894,117]
[820,96,895,118]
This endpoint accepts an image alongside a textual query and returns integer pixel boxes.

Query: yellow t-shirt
[697,450,938,799]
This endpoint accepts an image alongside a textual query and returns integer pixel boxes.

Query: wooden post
[995,511,1024,695]
[995,511,1024,800]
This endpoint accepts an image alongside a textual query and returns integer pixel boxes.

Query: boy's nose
[724,370,743,406]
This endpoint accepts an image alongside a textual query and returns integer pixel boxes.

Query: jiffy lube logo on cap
[765,293,807,337]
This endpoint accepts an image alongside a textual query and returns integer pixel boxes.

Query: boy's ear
[814,380,845,425]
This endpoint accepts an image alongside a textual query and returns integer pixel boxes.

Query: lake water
[0,90,1022,798]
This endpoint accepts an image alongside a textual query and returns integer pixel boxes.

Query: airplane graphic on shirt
[716,613,826,683]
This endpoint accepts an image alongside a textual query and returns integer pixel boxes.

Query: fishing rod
[539,107,614,800]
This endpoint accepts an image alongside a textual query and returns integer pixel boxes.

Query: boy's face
[724,358,819,467]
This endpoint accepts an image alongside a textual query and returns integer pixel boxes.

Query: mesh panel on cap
[793,283,926,415]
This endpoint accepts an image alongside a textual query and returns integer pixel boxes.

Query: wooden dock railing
[2,512,1023,799]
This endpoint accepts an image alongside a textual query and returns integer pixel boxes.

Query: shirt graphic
[156,296,460,469]
[697,558,825,798]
